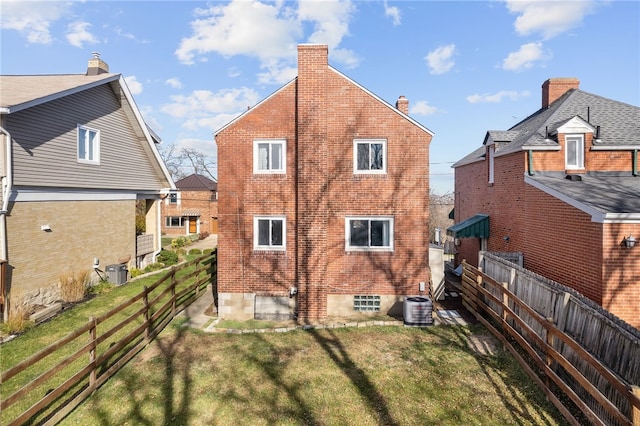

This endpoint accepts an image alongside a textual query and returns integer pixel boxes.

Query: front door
[189,217,197,234]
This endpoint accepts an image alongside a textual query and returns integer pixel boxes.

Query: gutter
[0,126,13,322]
[633,149,638,177]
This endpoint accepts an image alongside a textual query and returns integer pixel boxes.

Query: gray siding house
[0,55,175,320]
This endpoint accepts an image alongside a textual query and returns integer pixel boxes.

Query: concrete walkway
[177,284,217,329]
[186,234,218,251]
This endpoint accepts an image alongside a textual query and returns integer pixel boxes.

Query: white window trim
[167,192,180,205]
[253,139,286,174]
[565,134,585,170]
[353,139,387,174]
[77,124,100,165]
[345,216,394,252]
[165,216,185,228]
[253,215,286,251]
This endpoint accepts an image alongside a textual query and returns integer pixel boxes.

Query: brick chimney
[396,96,409,115]
[86,52,109,76]
[296,44,329,320]
[542,78,579,108]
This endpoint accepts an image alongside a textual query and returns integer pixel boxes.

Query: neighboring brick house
[215,44,433,321]
[161,173,218,236]
[450,78,640,327]
[0,55,174,319]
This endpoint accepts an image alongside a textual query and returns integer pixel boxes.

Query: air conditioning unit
[403,296,433,326]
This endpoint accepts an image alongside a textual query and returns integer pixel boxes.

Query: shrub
[143,263,165,273]
[188,248,202,255]
[135,214,146,235]
[176,248,187,256]
[87,280,115,295]
[157,250,179,266]
[0,304,33,335]
[130,268,143,278]
[59,270,91,303]
[171,236,189,249]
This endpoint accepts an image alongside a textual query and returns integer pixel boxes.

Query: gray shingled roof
[527,172,640,219]
[496,89,640,156]
[0,74,118,113]
[453,88,640,168]
[175,174,217,191]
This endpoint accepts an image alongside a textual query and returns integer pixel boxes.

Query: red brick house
[215,44,433,322]
[450,78,640,327]
[161,173,218,236]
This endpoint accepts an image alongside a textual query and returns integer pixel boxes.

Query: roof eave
[521,145,561,151]
[590,145,640,151]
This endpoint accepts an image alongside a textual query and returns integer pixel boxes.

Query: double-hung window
[77,125,100,164]
[254,139,286,174]
[168,192,179,205]
[165,216,185,228]
[354,139,386,174]
[565,135,584,169]
[345,216,394,251]
[254,216,286,250]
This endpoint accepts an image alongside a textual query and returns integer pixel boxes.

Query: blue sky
[1,0,638,194]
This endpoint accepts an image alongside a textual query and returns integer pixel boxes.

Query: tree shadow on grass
[308,328,400,426]
[416,324,568,426]
[86,323,193,426]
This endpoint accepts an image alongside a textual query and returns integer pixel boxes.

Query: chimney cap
[87,53,109,75]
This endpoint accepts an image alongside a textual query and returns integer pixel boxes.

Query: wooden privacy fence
[460,256,640,426]
[1,251,216,426]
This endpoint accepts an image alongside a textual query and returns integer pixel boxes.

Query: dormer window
[565,135,584,169]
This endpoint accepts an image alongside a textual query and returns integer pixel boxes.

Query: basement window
[354,295,381,312]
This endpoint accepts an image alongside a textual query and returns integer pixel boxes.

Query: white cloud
[384,1,401,26]
[66,21,98,48]
[175,0,357,82]
[466,89,530,104]
[124,76,143,95]
[504,0,598,40]
[165,78,183,89]
[161,87,261,132]
[0,0,72,44]
[502,42,549,71]
[410,100,438,116]
[425,44,456,75]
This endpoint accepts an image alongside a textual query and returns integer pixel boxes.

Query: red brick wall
[533,133,634,173]
[217,82,298,298]
[454,151,639,327]
[160,190,218,235]
[217,45,432,320]
[602,224,640,326]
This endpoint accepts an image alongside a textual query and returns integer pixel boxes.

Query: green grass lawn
[60,322,568,426]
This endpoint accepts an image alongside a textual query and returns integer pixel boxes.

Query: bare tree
[158,143,217,181]
[429,189,454,245]
[180,148,217,181]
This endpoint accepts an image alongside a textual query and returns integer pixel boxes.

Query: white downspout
[1,125,13,322]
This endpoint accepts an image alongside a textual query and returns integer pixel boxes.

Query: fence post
[88,317,97,388]
[143,286,150,341]
[502,282,509,344]
[545,317,554,388]
[171,269,177,316]
[633,386,640,426]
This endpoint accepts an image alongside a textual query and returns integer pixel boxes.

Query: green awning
[446,214,489,238]
[448,208,455,220]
